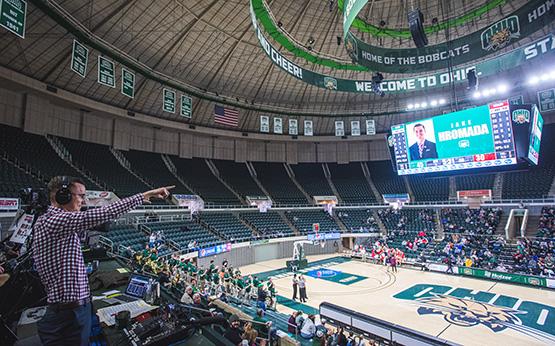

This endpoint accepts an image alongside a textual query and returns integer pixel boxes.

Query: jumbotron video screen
[391,100,519,175]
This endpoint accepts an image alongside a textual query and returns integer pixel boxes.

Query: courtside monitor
[125,274,151,299]
[391,100,518,175]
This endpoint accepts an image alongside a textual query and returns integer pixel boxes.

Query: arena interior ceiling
[0,0,552,133]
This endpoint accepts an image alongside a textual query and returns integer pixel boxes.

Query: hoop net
[171,194,204,219]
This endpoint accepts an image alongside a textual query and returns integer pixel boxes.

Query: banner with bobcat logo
[345,0,555,73]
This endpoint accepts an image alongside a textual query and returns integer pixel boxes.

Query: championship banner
[289,119,298,135]
[0,198,19,211]
[335,121,345,137]
[304,120,313,136]
[342,0,367,38]
[273,117,283,134]
[366,119,376,135]
[250,0,555,94]
[260,115,270,133]
[351,121,360,136]
[346,0,555,73]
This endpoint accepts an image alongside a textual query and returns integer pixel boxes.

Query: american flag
[214,105,239,127]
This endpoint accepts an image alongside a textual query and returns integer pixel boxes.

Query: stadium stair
[47,135,104,190]
[110,148,153,189]
[434,210,445,240]
[233,211,260,237]
[448,176,457,201]
[403,176,415,201]
[277,210,301,236]
[331,211,348,232]
[493,173,504,200]
[373,210,387,235]
[284,163,313,204]
[161,154,198,195]
[496,213,510,235]
[523,214,541,237]
[322,163,343,204]
[245,162,273,201]
[360,163,383,202]
[205,159,245,204]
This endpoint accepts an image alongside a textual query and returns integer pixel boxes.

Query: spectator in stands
[33,176,173,346]
[257,283,268,311]
[288,311,301,334]
[300,314,317,339]
[180,285,194,304]
[254,308,276,342]
[224,314,243,345]
[241,322,259,346]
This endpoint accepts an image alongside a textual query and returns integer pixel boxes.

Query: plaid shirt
[33,194,143,303]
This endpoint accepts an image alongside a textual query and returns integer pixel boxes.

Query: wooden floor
[240,254,555,346]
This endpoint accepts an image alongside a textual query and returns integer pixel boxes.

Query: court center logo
[417,294,522,331]
[481,16,520,51]
[395,284,555,343]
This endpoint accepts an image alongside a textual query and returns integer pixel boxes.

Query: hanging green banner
[97,56,115,88]
[537,88,555,112]
[345,0,555,73]
[342,0,367,39]
[70,39,88,78]
[121,67,135,98]
[163,88,176,113]
[251,0,555,94]
[180,95,192,118]
[0,0,26,38]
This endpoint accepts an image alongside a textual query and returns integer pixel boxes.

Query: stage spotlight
[407,104,414,110]
[421,102,428,108]
[529,76,539,85]
[414,103,421,109]
[489,88,497,95]
[439,99,446,104]
[430,100,438,106]
[497,84,508,93]
[550,71,555,79]
[541,74,549,81]
[483,89,491,97]
[473,91,481,99]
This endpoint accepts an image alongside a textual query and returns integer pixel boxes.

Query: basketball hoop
[171,194,204,220]
[383,194,410,210]
[457,190,491,209]
[246,196,272,212]
[314,196,338,216]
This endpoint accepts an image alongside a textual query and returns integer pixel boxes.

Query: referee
[33,176,173,345]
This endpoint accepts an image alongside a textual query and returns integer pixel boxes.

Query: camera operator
[33,176,173,346]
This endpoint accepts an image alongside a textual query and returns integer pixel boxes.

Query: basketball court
[240,254,555,346]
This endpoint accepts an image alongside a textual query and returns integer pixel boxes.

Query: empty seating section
[441,208,502,235]
[104,225,149,252]
[284,210,340,234]
[328,163,376,204]
[377,208,436,233]
[291,163,333,197]
[240,211,294,238]
[537,207,555,238]
[171,158,239,206]
[337,209,379,233]
[123,150,192,195]
[408,176,449,201]
[0,125,97,188]
[455,174,495,191]
[0,159,43,197]
[253,163,307,205]
[147,220,220,250]
[502,165,555,199]
[214,160,263,198]
[366,161,407,195]
[200,212,252,243]
[60,138,149,197]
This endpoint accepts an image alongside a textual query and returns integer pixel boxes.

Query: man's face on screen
[414,125,425,142]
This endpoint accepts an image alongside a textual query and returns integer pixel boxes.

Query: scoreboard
[391,100,519,175]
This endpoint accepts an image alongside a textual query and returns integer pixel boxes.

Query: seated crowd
[512,237,555,276]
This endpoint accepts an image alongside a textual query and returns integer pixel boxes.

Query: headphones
[55,176,73,205]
